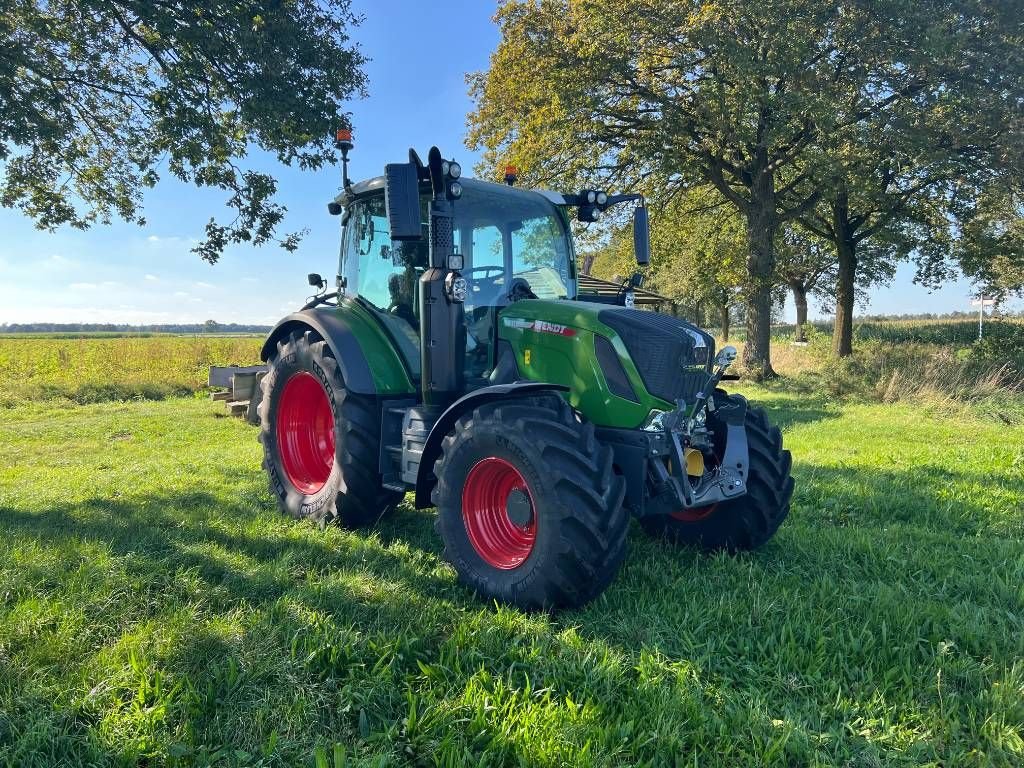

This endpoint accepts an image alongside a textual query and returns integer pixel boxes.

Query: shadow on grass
[1,453,1022,765]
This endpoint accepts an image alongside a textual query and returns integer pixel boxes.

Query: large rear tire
[432,396,628,610]
[258,330,402,528]
[642,399,793,551]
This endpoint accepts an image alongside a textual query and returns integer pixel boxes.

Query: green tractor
[258,138,793,609]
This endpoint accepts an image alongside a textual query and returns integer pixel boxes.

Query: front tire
[432,396,628,610]
[258,330,402,528]
[642,399,793,551]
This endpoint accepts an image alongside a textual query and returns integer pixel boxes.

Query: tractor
[257,136,793,609]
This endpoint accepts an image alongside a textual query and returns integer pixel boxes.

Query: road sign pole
[979,295,984,341]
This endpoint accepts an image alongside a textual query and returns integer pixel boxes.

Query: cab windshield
[338,179,575,382]
[454,180,575,304]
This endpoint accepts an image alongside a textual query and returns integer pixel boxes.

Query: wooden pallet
[209,366,267,425]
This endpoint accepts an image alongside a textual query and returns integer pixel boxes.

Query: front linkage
[644,346,750,516]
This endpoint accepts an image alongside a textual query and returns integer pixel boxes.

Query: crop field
[1,327,1023,766]
[0,336,263,406]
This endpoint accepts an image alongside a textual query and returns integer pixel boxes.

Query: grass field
[1,328,1023,766]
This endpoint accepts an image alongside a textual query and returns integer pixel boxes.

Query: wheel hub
[505,488,534,527]
[276,371,335,494]
[461,457,536,569]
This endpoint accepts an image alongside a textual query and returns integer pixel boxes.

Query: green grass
[2,391,1023,766]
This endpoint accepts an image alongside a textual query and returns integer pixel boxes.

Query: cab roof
[332,176,569,210]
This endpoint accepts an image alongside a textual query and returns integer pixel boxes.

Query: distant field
[0,336,263,405]
[707,317,1024,346]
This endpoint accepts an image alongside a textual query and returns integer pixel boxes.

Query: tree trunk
[719,302,730,342]
[789,278,808,342]
[831,194,857,357]
[743,161,778,380]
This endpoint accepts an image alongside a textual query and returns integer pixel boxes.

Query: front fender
[413,382,570,508]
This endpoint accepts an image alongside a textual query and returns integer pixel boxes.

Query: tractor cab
[333,176,576,387]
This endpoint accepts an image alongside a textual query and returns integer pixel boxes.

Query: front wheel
[432,396,628,610]
[642,399,793,551]
[258,330,402,528]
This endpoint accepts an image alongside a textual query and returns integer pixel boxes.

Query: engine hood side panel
[498,300,677,429]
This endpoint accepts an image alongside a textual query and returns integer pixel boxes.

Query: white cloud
[144,274,159,281]
[145,234,199,247]
[69,282,98,290]
[241,277,259,283]
[194,281,214,289]
[173,291,190,298]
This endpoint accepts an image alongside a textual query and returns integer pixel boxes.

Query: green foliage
[954,180,1024,302]
[0,1,366,262]
[1,390,1023,765]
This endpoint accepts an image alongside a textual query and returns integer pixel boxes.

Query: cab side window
[342,196,429,316]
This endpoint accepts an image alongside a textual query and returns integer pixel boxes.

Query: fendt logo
[503,318,577,337]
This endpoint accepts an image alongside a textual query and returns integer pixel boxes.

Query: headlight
[445,274,468,303]
[641,409,669,432]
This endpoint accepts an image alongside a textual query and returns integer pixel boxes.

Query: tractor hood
[497,299,715,429]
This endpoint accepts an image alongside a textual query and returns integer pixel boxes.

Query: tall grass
[745,322,1024,423]
[0,336,263,406]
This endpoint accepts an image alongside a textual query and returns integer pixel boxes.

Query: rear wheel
[433,396,628,609]
[642,399,793,551]
[258,330,402,527]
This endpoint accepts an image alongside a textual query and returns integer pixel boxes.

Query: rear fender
[413,382,570,508]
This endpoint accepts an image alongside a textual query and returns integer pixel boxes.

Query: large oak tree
[0,0,366,262]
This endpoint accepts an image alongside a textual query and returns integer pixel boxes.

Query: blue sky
[0,0,1009,325]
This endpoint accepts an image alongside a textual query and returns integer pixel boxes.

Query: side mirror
[384,162,422,240]
[307,273,325,289]
[716,345,738,367]
[633,205,651,266]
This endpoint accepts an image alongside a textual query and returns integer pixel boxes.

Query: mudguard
[261,309,378,394]
[413,382,570,508]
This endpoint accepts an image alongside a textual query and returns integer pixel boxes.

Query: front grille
[598,308,715,406]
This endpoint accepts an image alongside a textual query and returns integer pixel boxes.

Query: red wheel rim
[670,504,718,522]
[461,457,536,569]
[276,372,335,494]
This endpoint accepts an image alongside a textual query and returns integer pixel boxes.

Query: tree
[796,1,1023,356]
[958,182,1024,302]
[468,0,1024,372]
[468,0,930,378]
[583,186,746,338]
[917,176,1024,303]
[647,189,746,340]
[1,1,366,263]
[775,225,835,342]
